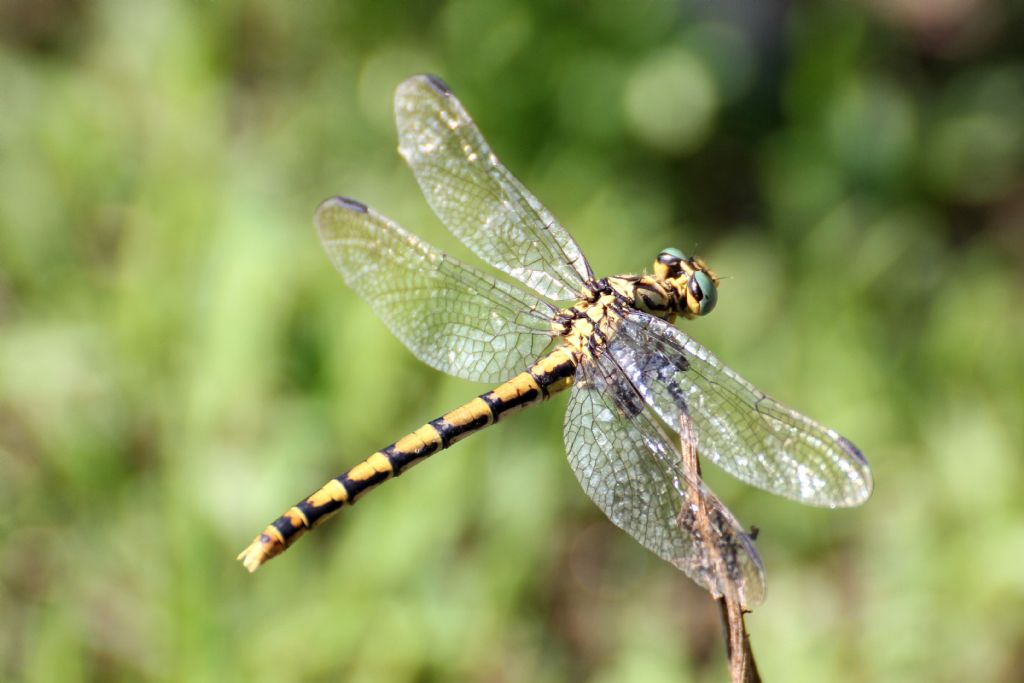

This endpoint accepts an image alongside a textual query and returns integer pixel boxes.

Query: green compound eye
[659,247,688,262]
[691,271,718,315]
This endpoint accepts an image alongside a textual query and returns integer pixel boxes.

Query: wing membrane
[565,349,765,608]
[315,197,556,384]
[395,74,593,301]
[608,312,873,507]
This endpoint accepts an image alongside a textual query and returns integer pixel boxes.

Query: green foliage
[1,1,1022,681]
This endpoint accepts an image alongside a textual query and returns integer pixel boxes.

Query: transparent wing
[315,196,557,384]
[395,74,593,301]
[565,349,766,608]
[608,312,873,507]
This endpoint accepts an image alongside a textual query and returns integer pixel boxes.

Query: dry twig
[678,411,761,683]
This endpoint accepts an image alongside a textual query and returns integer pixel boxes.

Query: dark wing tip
[836,435,868,466]
[315,197,369,241]
[836,434,874,503]
[317,196,368,215]
[421,74,451,96]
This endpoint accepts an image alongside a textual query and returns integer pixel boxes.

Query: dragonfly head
[655,248,719,319]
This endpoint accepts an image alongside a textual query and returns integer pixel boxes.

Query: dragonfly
[238,74,872,607]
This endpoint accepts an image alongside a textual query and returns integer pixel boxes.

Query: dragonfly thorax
[553,288,628,360]
[605,275,678,321]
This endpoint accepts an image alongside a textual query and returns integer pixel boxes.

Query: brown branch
[678,411,761,683]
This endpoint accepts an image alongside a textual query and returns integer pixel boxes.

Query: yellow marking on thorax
[584,294,617,323]
[554,293,628,371]
[607,277,638,301]
[575,318,595,338]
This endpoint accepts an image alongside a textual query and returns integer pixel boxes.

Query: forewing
[565,350,766,608]
[315,197,557,384]
[609,312,873,507]
[395,74,593,301]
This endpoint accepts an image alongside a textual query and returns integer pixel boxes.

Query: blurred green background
[2,0,1022,681]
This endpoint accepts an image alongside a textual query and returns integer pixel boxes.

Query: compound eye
[689,271,718,316]
[658,247,688,264]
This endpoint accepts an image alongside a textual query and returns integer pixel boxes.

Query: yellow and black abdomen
[238,347,577,571]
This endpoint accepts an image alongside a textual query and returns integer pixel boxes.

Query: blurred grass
[1,0,1023,681]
